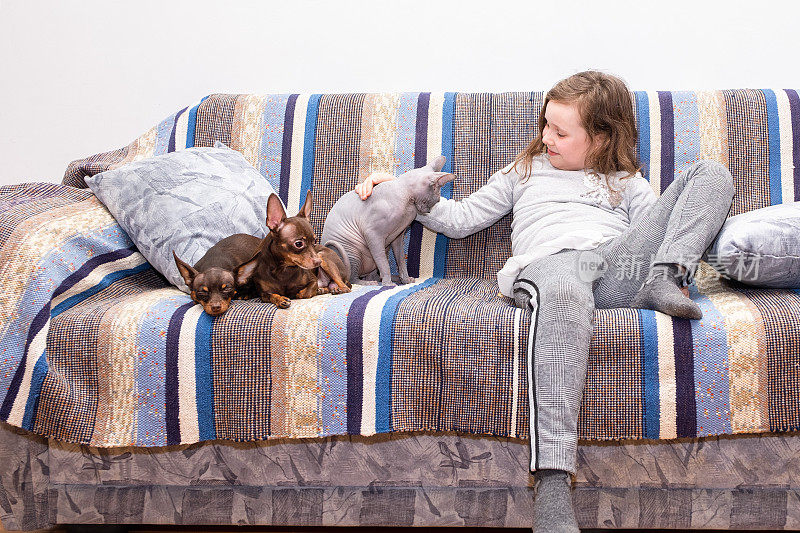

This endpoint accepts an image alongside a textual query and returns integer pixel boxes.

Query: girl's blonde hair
[509,70,642,182]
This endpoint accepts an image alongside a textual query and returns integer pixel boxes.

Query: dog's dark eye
[294,240,305,250]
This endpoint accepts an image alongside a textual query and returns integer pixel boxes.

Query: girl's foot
[629,263,703,320]
[533,469,579,533]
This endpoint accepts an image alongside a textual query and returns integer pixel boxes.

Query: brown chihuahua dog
[236,192,351,308]
[173,234,261,316]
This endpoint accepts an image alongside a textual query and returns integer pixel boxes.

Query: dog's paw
[399,276,416,285]
[264,294,291,308]
[331,285,351,295]
[316,287,331,295]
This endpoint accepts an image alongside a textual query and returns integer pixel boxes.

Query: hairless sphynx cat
[321,155,455,285]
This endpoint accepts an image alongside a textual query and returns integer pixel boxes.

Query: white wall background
[2,0,799,186]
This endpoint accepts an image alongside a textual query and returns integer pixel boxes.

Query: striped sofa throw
[0,89,798,447]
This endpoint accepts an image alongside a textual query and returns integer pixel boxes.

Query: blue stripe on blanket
[762,89,782,205]
[51,262,151,317]
[376,278,438,432]
[21,351,47,431]
[300,94,322,208]
[638,309,660,439]
[195,312,216,440]
[155,109,180,156]
[259,94,291,192]
[672,91,700,182]
[136,296,188,446]
[433,93,456,278]
[388,92,421,278]
[319,287,371,435]
[635,91,651,180]
[0,309,45,421]
[689,283,732,437]
[395,92,419,174]
[186,96,210,149]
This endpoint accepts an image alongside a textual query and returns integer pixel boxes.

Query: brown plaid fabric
[310,93,365,238]
[212,300,277,441]
[33,269,166,443]
[444,94,497,279]
[195,94,238,148]
[739,288,800,432]
[63,146,130,189]
[391,278,521,436]
[723,89,772,216]
[0,184,91,247]
[579,308,645,440]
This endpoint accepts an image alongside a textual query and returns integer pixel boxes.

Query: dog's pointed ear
[297,190,313,218]
[235,252,260,286]
[266,194,286,232]
[173,251,198,287]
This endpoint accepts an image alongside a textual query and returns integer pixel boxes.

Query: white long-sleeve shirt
[416,155,657,296]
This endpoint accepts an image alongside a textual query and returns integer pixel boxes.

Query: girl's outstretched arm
[354,166,515,239]
[416,166,515,239]
[356,172,395,200]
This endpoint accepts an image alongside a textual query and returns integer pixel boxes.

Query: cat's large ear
[430,172,456,187]
[429,155,446,172]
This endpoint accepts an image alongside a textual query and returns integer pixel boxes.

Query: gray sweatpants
[512,160,735,474]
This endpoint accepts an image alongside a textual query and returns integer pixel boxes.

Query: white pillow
[706,202,800,288]
[85,143,274,292]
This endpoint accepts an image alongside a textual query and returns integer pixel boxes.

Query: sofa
[1,89,799,530]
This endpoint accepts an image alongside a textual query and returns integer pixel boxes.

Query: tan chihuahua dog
[236,192,351,308]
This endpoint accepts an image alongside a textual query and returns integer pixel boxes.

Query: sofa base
[1,421,798,530]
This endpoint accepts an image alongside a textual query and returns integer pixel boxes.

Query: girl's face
[541,100,593,171]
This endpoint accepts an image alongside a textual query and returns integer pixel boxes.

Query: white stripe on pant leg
[510,308,522,437]
[526,298,539,472]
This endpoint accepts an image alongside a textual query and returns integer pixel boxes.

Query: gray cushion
[706,202,800,288]
[85,143,273,292]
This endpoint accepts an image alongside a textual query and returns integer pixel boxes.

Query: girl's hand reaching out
[355,172,395,200]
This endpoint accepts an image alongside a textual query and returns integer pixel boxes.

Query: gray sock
[629,263,702,320]
[513,279,535,310]
[533,469,579,533]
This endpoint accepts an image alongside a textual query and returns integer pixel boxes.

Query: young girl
[356,71,735,533]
